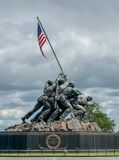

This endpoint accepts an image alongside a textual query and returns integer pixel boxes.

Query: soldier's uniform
[31,80,57,122]
[47,77,69,122]
[22,80,54,123]
[47,82,80,122]
[59,84,80,120]
[76,95,92,106]
[70,94,92,120]
[34,75,67,122]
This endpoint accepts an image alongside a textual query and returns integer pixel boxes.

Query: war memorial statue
[5,72,101,132]
[22,73,91,124]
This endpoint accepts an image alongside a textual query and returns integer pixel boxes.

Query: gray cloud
[0,0,119,131]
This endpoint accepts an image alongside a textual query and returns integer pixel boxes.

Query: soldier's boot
[37,108,51,123]
[21,114,30,123]
[22,117,26,123]
[22,113,32,123]
[21,114,31,123]
[47,108,60,123]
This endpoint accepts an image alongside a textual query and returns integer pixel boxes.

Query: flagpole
[37,17,64,74]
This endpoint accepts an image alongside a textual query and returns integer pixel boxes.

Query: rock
[52,121,67,131]
[67,119,82,131]
[5,118,102,132]
[90,122,102,132]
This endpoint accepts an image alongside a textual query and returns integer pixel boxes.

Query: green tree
[84,102,115,132]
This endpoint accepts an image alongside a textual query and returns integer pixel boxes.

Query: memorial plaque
[46,134,61,149]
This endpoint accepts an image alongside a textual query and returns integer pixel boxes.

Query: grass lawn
[0,151,119,157]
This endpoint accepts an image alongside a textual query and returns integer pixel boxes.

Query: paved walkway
[0,157,119,160]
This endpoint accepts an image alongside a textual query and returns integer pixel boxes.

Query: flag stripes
[37,23,47,57]
[38,33,46,48]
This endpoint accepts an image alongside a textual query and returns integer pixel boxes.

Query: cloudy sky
[0,0,119,131]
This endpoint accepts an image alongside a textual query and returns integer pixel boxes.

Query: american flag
[37,23,47,57]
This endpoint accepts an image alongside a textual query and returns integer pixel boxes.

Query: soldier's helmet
[68,81,75,88]
[58,78,65,85]
[87,96,92,101]
[47,80,53,86]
